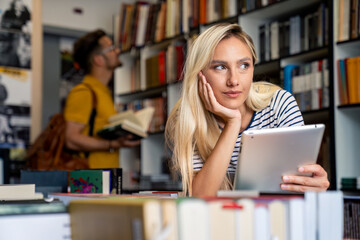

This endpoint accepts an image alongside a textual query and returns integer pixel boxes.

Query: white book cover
[0,213,71,240]
[135,4,150,47]
[304,192,317,240]
[318,191,344,240]
[228,0,237,17]
[178,199,210,240]
[270,21,279,60]
[236,199,255,240]
[254,204,270,240]
[288,198,305,240]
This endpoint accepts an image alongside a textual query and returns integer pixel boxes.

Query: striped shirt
[193,89,304,173]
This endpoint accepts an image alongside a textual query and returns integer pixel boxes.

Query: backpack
[26,83,97,170]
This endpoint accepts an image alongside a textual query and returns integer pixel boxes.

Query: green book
[70,170,110,194]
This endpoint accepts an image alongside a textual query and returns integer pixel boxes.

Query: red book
[158,50,166,85]
[175,45,184,81]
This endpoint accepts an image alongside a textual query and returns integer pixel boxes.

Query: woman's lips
[224,91,241,98]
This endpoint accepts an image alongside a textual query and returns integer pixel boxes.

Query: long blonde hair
[165,23,280,196]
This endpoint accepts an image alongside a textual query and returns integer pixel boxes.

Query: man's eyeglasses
[99,45,117,55]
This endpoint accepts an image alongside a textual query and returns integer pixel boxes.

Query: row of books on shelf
[283,58,329,112]
[198,0,237,25]
[66,191,343,240]
[259,3,328,62]
[128,41,186,92]
[337,56,360,105]
[114,0,237,51]
[145,43,185,88]
[337,0,360,42]
[1,191,357,240]
[344,195,360,239]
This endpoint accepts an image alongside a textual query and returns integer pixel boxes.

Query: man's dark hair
[73,29,107,74]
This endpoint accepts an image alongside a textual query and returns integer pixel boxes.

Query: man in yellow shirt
[64,29,139,168]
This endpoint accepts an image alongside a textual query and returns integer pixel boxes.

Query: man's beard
[104,55,122,70]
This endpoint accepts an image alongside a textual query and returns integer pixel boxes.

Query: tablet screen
[234,124,325,193]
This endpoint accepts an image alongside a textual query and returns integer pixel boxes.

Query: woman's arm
[192,73,241,197]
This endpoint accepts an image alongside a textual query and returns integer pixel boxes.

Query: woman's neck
[239,106,254,132]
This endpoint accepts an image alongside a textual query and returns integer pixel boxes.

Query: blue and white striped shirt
[193,90,304,173]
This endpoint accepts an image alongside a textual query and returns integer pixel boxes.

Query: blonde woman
[165,23,329,197]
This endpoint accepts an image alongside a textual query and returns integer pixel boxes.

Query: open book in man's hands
[97,107,155,140]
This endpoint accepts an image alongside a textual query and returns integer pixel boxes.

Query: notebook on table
[233,124,325,193]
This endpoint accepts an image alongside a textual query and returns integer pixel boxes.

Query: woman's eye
[240,63,250,71]
[214,65,226,70]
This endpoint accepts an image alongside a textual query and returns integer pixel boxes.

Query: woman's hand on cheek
[198,72,241,123]
[280,164,330,192]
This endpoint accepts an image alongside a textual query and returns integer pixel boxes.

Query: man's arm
[65,121,141,152]
[65,121,109,151]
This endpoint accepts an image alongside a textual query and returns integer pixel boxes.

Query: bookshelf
[333,0,360,190]
[111,0,360,192]
[238,0,336,189]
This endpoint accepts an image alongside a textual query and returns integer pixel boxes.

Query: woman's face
[202,36,254,111]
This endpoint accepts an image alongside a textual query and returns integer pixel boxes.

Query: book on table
[97,107,155,140]
[70,169,110,194]
[0,184,43,201]
[0,199,70,239]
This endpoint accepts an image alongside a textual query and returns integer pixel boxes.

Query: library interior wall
[42,0,123,34]
[41,0,124,130]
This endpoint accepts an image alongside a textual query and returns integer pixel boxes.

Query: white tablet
[233,124,325,193]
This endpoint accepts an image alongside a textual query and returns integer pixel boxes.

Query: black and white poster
[0,0,32,148]
[0,68,31,148]
[0,0,32,33]
[0,31,31,69]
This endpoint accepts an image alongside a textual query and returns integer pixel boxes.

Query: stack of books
[341,177,360,191]
[67,191,344,240]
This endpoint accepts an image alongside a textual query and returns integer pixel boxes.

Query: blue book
[283,64,298,93]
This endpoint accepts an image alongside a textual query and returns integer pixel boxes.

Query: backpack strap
[80,83,98,159]
[80,82,97,137]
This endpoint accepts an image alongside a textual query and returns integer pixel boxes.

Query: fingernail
[283,176,290,182]
[281,184,288,190]
[299,167,304,172]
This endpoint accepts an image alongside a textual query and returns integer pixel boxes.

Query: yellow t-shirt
[64,75,119,168]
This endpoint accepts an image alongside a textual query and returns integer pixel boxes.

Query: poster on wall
[0,0,32,33]
[59,37,84,110]
[0,31,31,69]
[0,68,31,148]
[0,0,32,149]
